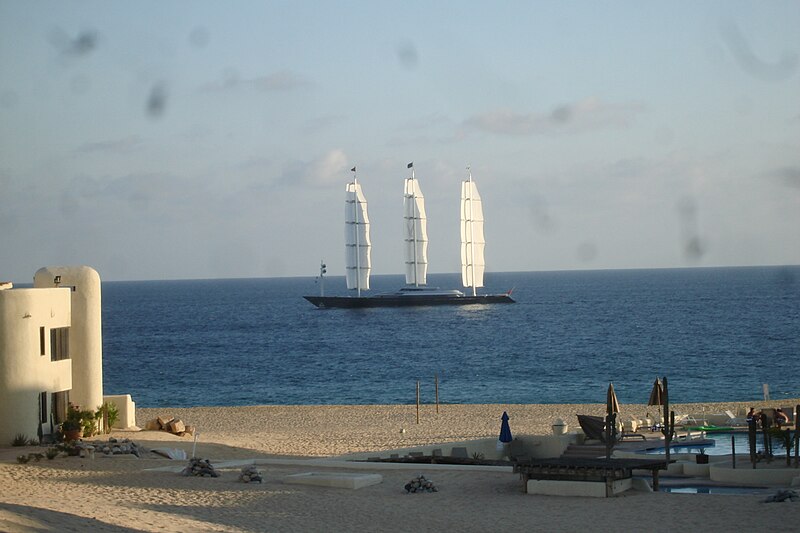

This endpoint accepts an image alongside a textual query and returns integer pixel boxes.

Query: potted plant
[61,404,93,441]
[60,417,82,442]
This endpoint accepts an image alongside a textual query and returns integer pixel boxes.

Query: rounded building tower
[34,266,103,411]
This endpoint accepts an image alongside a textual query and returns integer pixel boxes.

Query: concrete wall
[34,266,103,412]
[710,462,800,486]
[517,433,578,459]
[0,287,72,444]
[526,478,632,498]
[342,433,578,462]
[103,394,137,429]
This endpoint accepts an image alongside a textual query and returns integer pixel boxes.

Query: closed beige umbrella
[607,382,620,415]
[605,383,620,459]
[648,378,664,427]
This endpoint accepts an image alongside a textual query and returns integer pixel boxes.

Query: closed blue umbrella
[499,411,513,443]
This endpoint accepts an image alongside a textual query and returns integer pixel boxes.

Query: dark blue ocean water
[101,267,800,408]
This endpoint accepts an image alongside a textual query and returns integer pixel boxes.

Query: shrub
[62,403,99,437]
[95,402,120,434]
[16,453,44,464]
[11,434,29,447]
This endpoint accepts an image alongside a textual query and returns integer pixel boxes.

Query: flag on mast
[407,162,413,169]
[351,166,356,172]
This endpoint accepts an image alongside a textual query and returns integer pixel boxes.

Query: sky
[1,1,798,283]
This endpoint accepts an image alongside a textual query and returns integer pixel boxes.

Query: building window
[52,391,69,425]
[40,327,46,356]
[39,392,48,423]
[50,327,70,361]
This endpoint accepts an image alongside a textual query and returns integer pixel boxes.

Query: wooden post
[435,374,439,415]
[605,412,616,460]
[794,404,799,468]
[748,418,757,469]
[762,414,772,463]
[416,380,420,425]
[661,376,675,466]
[795,431,799,469]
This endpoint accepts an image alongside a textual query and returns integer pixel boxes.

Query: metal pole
[661,376,673,466]
[731,434,736,469]
[748,418,757,469]
[466,167,476,296]
[353,175,361,297]
[435,374,439,414]
[795,404,799,468]
[319,260,326,297]
[416,381,420,425]
[410,165,419,287]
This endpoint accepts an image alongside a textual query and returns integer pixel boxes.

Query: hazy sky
[1,1,798,283]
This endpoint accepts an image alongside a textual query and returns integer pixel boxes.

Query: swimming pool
[640,431,795,456]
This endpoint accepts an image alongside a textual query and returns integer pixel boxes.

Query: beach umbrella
[605,383,620,458]
[499,411,513,443]
[648,378,664,425]
[607,383,620,415]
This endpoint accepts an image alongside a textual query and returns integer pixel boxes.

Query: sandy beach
[2,401,799,532]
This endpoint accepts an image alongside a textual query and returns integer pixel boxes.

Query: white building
[0,266,135,445]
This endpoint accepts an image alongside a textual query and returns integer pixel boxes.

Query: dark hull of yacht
[304,293,515,308]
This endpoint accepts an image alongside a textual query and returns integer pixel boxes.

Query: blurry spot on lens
[189,27,210,48]
[397,42,419,69]
[146,82,168,118]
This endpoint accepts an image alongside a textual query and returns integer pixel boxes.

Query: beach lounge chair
[577,415,609,442]
[576,415,645,443]
[723,410,748,426]
[621,431,647,441]
[672,414,693,426]
[625,418,639,433]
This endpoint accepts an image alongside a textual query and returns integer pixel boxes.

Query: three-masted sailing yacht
[304,164,514,308]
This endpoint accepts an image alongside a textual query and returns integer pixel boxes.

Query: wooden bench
[513,457,671,494]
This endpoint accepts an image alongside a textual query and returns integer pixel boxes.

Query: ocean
[101,266,800,408]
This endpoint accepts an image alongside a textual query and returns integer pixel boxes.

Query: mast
[353,169,361,296]
[467,166,476,296]
[403,162,428,287]
[409,161,419,287]
[318,260,326,296]
[345,166,371,296]
[410,162,418,286]
[460,165,485,296]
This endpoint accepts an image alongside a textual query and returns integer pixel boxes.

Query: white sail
[403,177,428,286]
[460,175,485,293]
[345,179,371,292]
